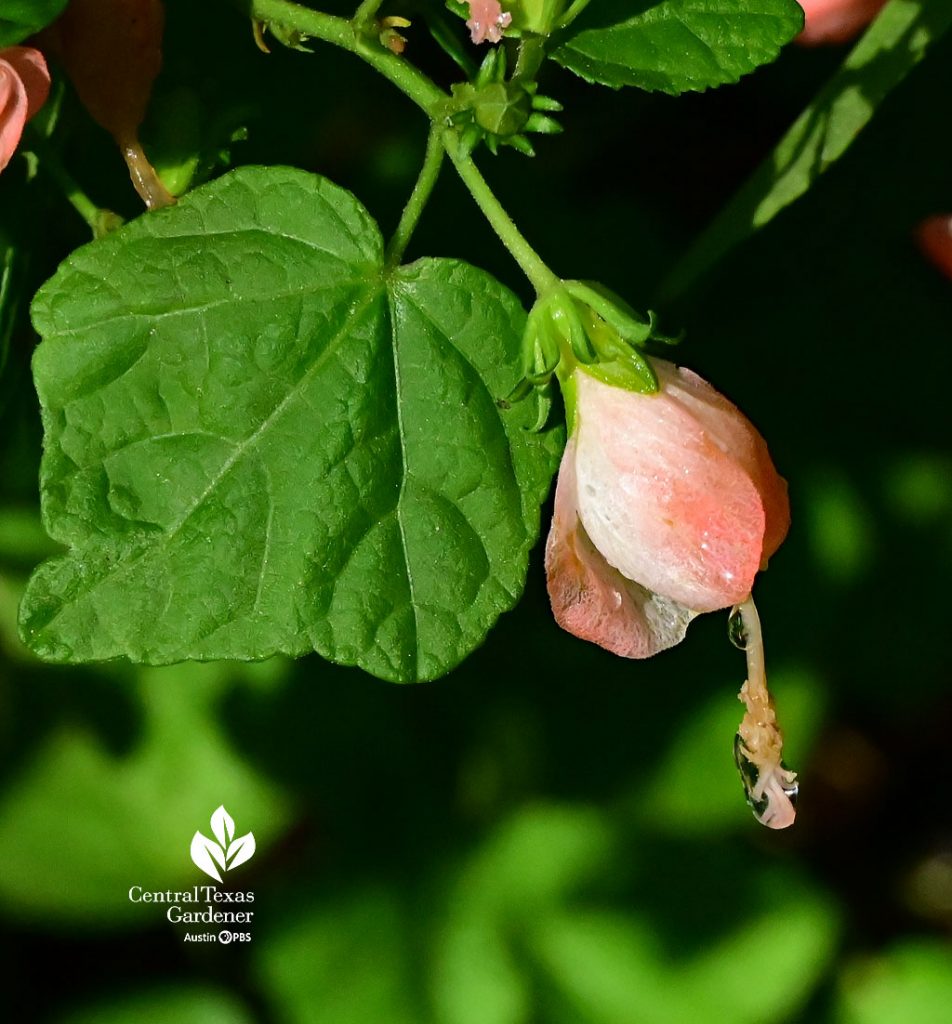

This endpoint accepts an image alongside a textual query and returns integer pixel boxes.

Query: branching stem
[248,0,444,114]
[245,0,561,293]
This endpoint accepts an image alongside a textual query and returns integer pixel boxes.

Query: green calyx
[447,47,562,157]
[507,0,569,37]
[505,281,682,432]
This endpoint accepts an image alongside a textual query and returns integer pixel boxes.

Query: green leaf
[836,942,952,1024]
[531,878,839,1024]
[0,660,291,924]
[663,0,952,298]
[552,0,803,94]
[20,166,560,683]
[257,887,424,1024]
[0,0,66,45]
[57,986,256,1024]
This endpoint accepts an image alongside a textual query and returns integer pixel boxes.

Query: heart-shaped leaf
[20,166,561,682]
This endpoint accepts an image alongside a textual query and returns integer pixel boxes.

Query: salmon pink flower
[796,0,886,45]
[546,358,789,658]
[0,46,50,173]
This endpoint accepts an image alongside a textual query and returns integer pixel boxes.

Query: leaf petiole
[443,131,560,296]
[23,126,123,239]
[386,126,445,266]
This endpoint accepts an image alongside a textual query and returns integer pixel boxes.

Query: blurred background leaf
[56,985,256,1024]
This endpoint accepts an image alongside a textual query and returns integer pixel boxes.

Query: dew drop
[727,606,748,649]
[733,735,799,829]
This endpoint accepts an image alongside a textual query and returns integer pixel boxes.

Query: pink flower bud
[796,0,886,46]
[546,359,789,657]
[466,0,512,44]
[0,47,51,173]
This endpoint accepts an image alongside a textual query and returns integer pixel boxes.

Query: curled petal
[546,439,697,658]
[0,47,50,173]
[573,367,784,612]
[0,62,28,173]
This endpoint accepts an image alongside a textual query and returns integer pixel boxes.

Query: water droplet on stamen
[727,606,748,649]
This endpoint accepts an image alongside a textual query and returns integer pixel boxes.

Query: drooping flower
[466,0,512,44]
[0,46,51,173]
[796,0,886,46]
[546,358,789,658]
[42,0,173,208]
[916,214,952,282]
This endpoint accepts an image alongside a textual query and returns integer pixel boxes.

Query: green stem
[24,127,121,238]
[555,0,594,30]
[248,0,445,114]
[514,35,547,80]
[245,0,560,296]
[443,131,559,295]
[386,127,445,266]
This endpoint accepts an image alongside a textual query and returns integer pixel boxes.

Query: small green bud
[473,83,532,137]
[524,113,562,135]
[507,134,535,157]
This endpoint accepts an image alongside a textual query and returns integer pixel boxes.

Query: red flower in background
[546,359,789,658]
[796,0,887,45]
[42,0,173,208]
[0,46,50,173]
[916,215,952,282]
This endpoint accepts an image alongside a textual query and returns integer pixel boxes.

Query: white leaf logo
[190,805,255,882]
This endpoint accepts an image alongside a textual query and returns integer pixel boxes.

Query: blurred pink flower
[546,360,789,657]
[916,214,952,282]
[0,46,51,173]
[796,0,887,45]
[466,0,512,44]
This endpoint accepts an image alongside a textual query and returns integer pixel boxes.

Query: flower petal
[652,360,790,565]
[546,439,697,658]
[2,47,51,123]
[573,367,768,612]
[465,0,512,44]
[796,0,887,46]
[0,59,29,173]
